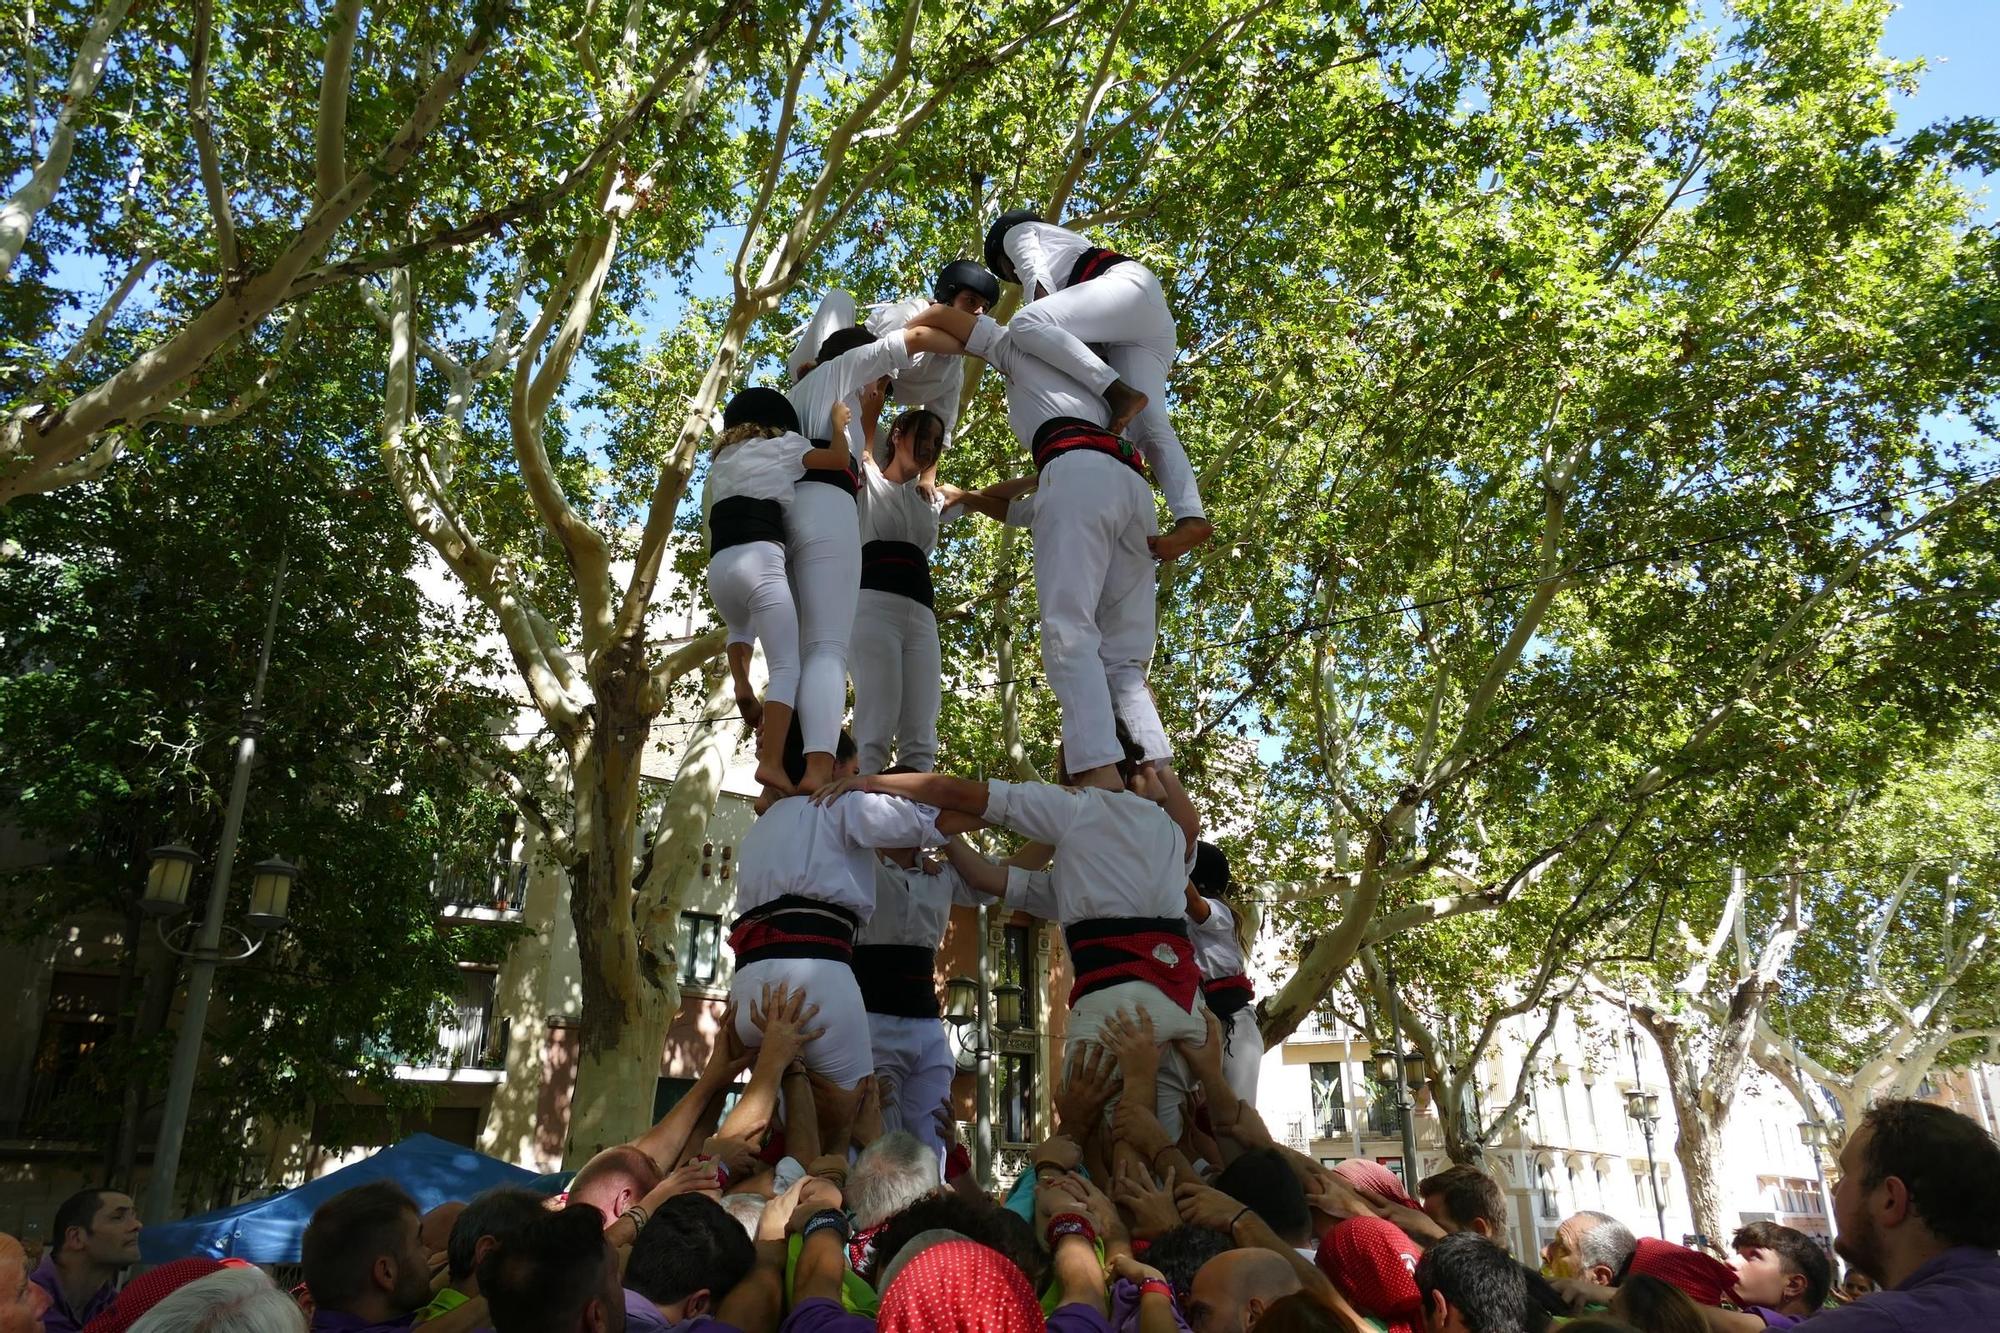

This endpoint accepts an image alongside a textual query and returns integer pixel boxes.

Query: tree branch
[316,0,365,203]
[0,0,135,278]
[186,0,240,278]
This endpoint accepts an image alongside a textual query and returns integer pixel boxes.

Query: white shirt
[1188,897,1246,979]
[867,296,965,443]
[963,314,1108,452]
[1002,221,1095,303]
[857,858,980,949]
[703,430,814,512]
[980,781,1193,926]
[858,456,961,551]
[787,331,914,459]
[732,792,944,922]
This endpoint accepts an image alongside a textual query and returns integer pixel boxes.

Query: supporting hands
[750,982,827,1068]
[1174,1179,1250,1233]
[1096,1008,1160,1085]
[1054,1044,1122,1137]
[1113,1158,1182,1241]
[807,773,883,805]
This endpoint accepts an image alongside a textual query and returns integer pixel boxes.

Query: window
[1000,1053,1037,1144]
[1536,1160,1560,1220]
[1002,924,1037,1030]
[437,968,503,1068]
[1380,1157,1406,1184]
[1363,1073,1399,1136]
[679,912,723,987]
[1310,1062,1347,1138]
[20,972,119,1138]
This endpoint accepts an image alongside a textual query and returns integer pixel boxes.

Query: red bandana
[1316,1217,1422,1333]
[877,1240,1044,1333]
[1627,1238,1743,1307]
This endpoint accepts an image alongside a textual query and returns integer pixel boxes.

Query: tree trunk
[1673,1107,1728,1244]
[562,662,734,1163]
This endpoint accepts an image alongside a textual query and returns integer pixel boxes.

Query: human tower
[699,211,1259,1164]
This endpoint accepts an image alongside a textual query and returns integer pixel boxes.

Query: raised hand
[1054,1043,1121,1135]
[1096,1008,1160,1082]
[1174,1179,1249,1232]
[751,983,827,1067]
[1175,1011,1228,1091]
[647,1156,723,1204]
[1113,1158,1181,1241]
[698,1135,762,1184]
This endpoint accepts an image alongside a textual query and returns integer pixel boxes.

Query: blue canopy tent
[140,1134,550,1263]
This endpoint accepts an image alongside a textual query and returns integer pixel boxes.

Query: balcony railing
[436,990,507,1070]
[433,860,529,916]
[1313,1108,1349,1138]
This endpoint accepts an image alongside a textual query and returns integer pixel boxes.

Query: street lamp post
[1798,1120,1834,1241]
[143,549,293,1226]
[945,945,1025,1190]
[1374,955,1428,1181]
[1625,1087,1668,1239]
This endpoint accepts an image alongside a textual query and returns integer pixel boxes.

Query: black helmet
[722,386,799,434]
[1190,840,1231,897]
[933,259,1000,308]
[984,209,1043,284]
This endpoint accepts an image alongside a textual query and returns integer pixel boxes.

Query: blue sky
[1883,0,1998,205]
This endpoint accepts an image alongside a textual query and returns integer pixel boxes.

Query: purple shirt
[29,1256,116,1333]
[1747,1307,1803,1329]
[1800,1247,2000,1331]
[310,1309,419,1333]
[780,1296,1112,1333]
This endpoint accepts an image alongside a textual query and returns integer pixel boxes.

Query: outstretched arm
[633,1003,750,1168]
[904,302,979,342]
[942,838,1010,897]
[941,474,1038,523]
[812,769,991,817]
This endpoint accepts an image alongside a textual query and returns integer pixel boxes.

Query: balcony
[1313,1108,1349,1139]
[433,859,530,920]
[392,970,508,1082]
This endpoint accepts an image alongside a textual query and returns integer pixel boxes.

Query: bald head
[568,1146,663,1225]
[1188,1249,1302,1333]
[0,1235,45,1333]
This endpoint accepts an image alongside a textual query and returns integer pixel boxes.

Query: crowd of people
[5,1093,1999,1333]
[9,214,2000,1333]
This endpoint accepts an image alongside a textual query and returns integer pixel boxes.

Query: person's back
[125,1270,303,1333]
[478,1207,625,1333]
[1809,1098,2000,1329]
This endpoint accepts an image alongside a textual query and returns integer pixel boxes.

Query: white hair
[847,1131,939,1230]
[719,1193,766,1238]
[128,1268,305,1333]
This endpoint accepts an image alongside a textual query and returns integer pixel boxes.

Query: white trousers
[868,1012,955,1171]
[1006,263,1203,522]
[708,541,800,709]
[786,483,860,756]
[1067,981,1206,1141]
[1221,1005,1263,1106]
[730,957,874,1088]
[850,589,941,773]
[1031,452,1167,772]
[790,290,858,380]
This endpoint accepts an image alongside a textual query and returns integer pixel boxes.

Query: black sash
[1066,246,1132,288]
[1201,973,1256,1023]
[860,540,935,609]
[728,894,861,967]
[801,439,860,497]
[852,943,940,1018]
[1031,416,1145,478]
[709,495,787,554]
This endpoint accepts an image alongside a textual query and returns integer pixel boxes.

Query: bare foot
[1104,380,1149,437]
[1147,516,1213,562]
[736,693,763,730]
[753,762,794,798]
[800,753,834,794]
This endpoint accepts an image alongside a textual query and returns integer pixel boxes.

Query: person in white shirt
[726,722,983,1152]
[787,261,1002,456]
[899,302,1170,790]
[811,731,1211,1147]
[782,323,962,792]
[854,812,1013,1169]
[849,400,1026,775]
[704,388,857,797]
[983,209,1212,562]
[1185,840,1262,1104]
